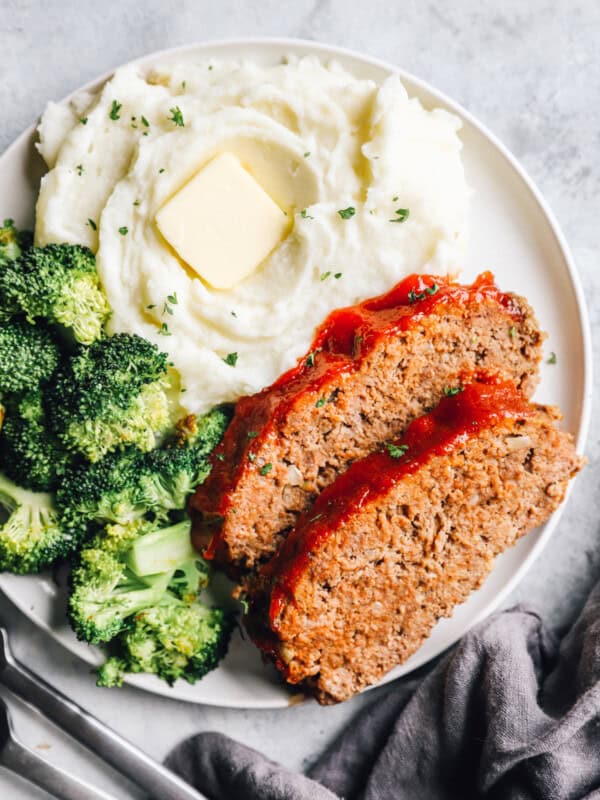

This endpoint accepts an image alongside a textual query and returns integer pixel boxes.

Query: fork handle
[1,736,117,800]
[0,632,207,800]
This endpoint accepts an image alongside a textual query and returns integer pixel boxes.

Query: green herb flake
[320,271,332,281]
[334,272,342,279]
[315,397,326,408]
[300,209,313,219]
[392,195,399,201]
[158,168,165,174]
[304,151,311,158]
[353,334,363,355]
[163,302,173,316]
[169,106,185,127]
[239,596,250,615]
[509,325,516,338]
[208,65,213,71]
[547,351,557,364]
[79,116,88,125]
[146,304,156,310]
[305,351,317,367]
[118,226,128,236]
[223,352,238,367]
[260,463,273,476]
[133,199,141,207]
[141,115,150,127]
[386,442,409,459]
[215,453,225,461]
[75,164,84,176]
[247,453,256,462]
[109,100,122,121]
[444,386,463,397]
[390,207,410,223]
[181,80,187,90]
[167,293,178,305]
[87,218,97,231]
[338,206,356,220]
[247,431,259,439]
[426,283,439,296]
[310,513,324,522]
[158,322,171,336]
[231,310,237,318]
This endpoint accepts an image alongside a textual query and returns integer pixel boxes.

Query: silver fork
[0,696,117,799]
[0,628,208,800]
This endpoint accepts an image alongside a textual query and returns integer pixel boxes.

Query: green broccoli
[68,519,178,644]
[0,319,60,394]
[0,243,110,343]
[0,473,74,573]
[56,406,230,539]
[49,333,171,462]
[0,219,31,267]
[97,600,231,687]
[0,388,73,492]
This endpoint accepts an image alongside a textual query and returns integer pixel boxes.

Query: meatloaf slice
[245,379,583,704]
[190,272,544,574]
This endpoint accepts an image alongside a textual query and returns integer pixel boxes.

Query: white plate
[0,38,592,709]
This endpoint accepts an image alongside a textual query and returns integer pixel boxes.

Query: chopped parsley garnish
[300,209,313,219]
[87,218,97,231]
[231,310,237,318]
[390,207,410,223]
[247,431,259,438]
[392,195,399,201]
[386,442,409,459]
[169,106,185,126]
[109,100,122,121]
[509,325,516,338]
[444,386,463,396]
[208,65,213,71]
[167,293,178,304]
[353,334,363,354]
[547,351,557,364]
[260,463,273,476]
[158,322,171,336]
[239,596,250,615]
[310,513,324,522]
[141,115,150,127]
[133,199,141,206]
[181,80,187,90]
[75,164,84,176]
[79,116,88,125]
[163,302,173,316]
[216,453,225,461]
[146,304,156,310]
[334,272,342,279]
[408,284,438,304]
[315,397,326,408]
[158,168,165,174]
[118,226,128,236]
[305,350,318,367]
[223,352,238,367]
[320,271,331,281]
[338,206,356,220]
[248,453,256,462]
[304,152,311,158]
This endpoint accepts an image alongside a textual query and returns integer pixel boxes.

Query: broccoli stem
[124,520,194,577]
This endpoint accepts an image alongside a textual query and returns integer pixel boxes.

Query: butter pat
[156,152,289,290]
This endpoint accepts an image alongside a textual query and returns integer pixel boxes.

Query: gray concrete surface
[0,1,598,797]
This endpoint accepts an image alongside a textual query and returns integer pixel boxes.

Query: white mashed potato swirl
[36,56,468,415]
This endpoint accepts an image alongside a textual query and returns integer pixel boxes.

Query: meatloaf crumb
[244,380,583,704]
[190,272,544,575]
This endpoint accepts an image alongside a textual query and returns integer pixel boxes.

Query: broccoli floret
[0,389,72,492]
[56,406,230,539]
[97,601,232,688]
[49,333,171,462]
[0,219,31,267]
[0,473,74,573]
[0,319,60,394]
[0,243,110,343]
[68,519,175,644]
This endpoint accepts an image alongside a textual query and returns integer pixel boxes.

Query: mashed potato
[36,56,468,415]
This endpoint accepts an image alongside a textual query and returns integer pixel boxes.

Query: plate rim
[0,36,592,709]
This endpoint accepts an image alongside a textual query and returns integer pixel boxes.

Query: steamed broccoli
[0,219,31,267]
[0,389,72,492]
[0,243,110,343]
[68,519,178,644]
[56,406,230,539]
[0,319,60,394]
[49,333,171,462]
[0,473,74,573]
[97,600,231,687]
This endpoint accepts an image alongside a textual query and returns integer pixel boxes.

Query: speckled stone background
[0,1,598,797]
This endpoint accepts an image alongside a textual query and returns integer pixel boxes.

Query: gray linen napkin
[166,581,600,800]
